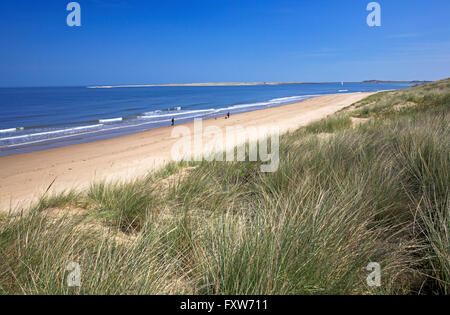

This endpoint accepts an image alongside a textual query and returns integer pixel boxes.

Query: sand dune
[0,92,373,212]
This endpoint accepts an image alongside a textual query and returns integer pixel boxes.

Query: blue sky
[0,0,449,87]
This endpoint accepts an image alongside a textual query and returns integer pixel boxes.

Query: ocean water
[0,82,412,156]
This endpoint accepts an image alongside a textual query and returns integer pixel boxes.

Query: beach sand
[0,92,373,212]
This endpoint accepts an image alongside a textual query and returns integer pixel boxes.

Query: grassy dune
[0,79,448,294]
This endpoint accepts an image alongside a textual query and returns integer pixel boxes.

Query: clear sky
[0,0,449,87]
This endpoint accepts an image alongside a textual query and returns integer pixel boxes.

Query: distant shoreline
[87,80,429,89]
[87,82,302,88]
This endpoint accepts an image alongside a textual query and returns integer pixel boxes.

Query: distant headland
[361,80,431,84]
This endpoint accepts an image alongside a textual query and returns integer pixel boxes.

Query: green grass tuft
[306,114,352,134]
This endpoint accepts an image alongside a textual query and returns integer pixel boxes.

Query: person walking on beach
[226,112,230,119]
[171,118,175,126]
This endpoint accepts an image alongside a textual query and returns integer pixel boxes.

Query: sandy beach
[0,92,373,212]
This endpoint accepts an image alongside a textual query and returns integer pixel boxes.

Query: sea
[0,82,413,156]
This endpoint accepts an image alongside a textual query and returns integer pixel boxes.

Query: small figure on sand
[226,112,230,119]
[171,118,175,126]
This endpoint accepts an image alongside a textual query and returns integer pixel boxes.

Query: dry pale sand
[0,92,373,212]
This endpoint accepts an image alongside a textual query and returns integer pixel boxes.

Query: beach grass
[305,113,352,134]
[0,79,448,294]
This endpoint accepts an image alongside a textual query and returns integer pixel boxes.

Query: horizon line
[0,79,433,89]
